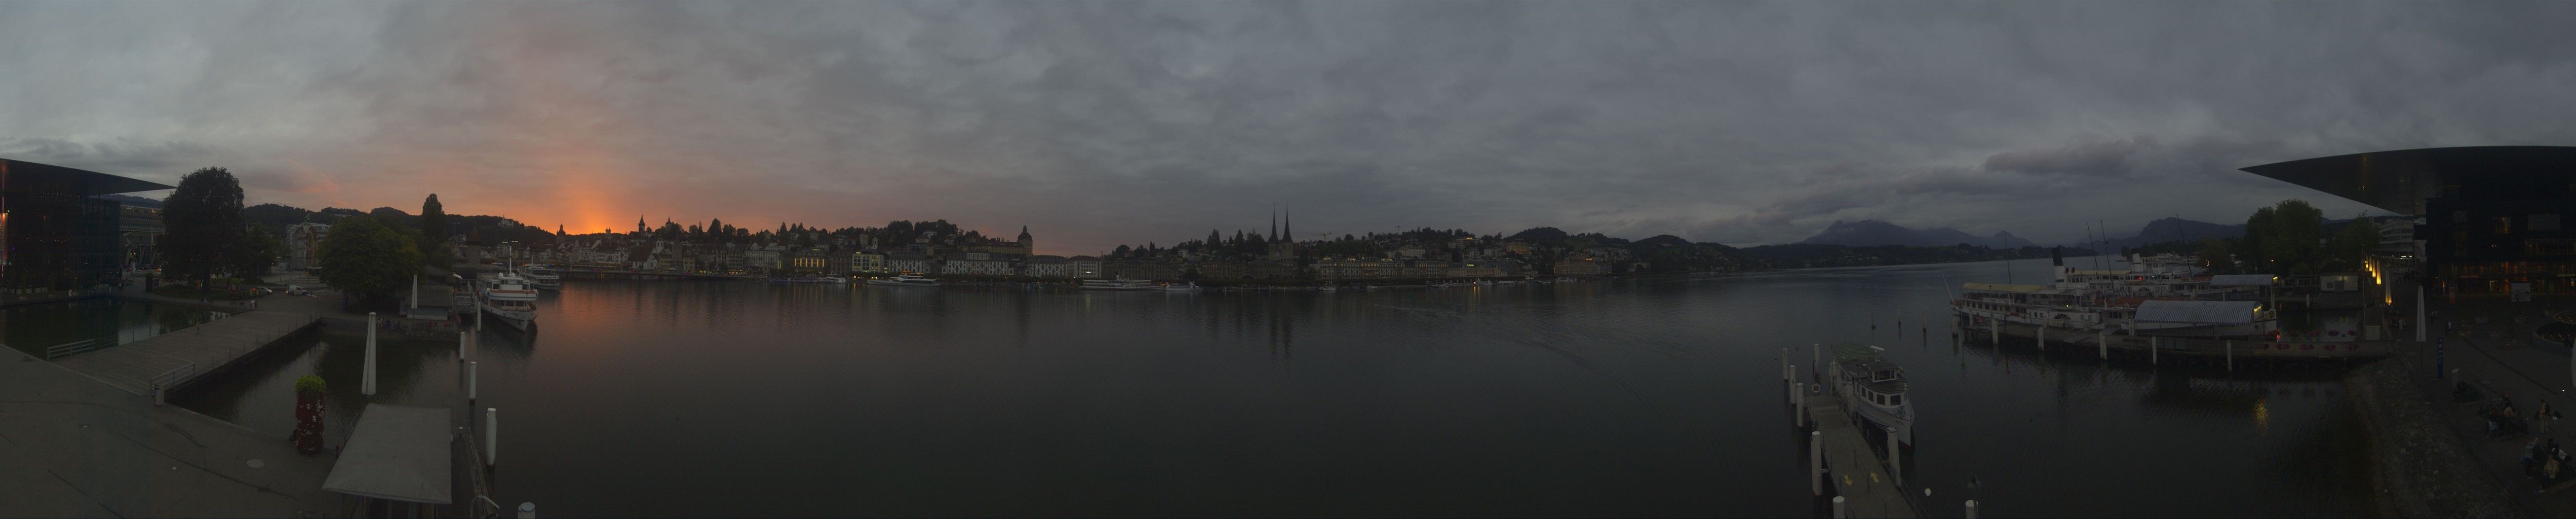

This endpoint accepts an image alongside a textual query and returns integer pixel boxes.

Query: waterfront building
[285,221,331,271]
[2242,146,2576,296]
[1447,262,1506,278]
[885,250,931,274]
[1555,257,1606,276]
[940,256,1014,276]
[110,196,164,272]
[745,246,782,274]
[788,248,829,274]
[1104,261,1180,281]
[0,158,174,290]
[824,249,851,275]
[1025,254,1069,278]
[1069,255,1103,279]
[852,251,886,274]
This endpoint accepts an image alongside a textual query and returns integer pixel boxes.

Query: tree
[2196,238,2234,273]
[230,225,284,279]
[420,194,447,244]
[2245,199,2324,275]
[162,167,247,283]
[317,215,425,304]
[2321,214,2382,272]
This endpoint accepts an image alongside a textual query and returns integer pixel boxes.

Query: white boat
[866,275,940,287]
[523,265,563,289]
[1080,278,1160,291]
[477,269,540,331]
[1161,282,1202,292]
[818,276,849,284]
[1829,342,1914,447]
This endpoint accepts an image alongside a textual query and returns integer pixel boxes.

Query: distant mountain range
[1795,217,2260,250]
[1798,220,2035,249]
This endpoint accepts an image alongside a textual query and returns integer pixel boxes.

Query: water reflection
[173,258,2370,517]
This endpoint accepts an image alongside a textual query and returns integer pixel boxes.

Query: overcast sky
[5,2,2572,254]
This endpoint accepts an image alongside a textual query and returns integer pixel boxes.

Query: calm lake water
[175,257,2371,517]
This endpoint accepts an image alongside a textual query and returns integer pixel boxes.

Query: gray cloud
[2,2,2572,251]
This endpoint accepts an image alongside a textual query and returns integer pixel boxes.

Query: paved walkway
[1,347,342,517]
[2399,279,2576,517]
[51,311,319,397]
[1806,395,1921,518]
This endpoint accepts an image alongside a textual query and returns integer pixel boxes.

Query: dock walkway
[1806,395,1922,518]
[52,309,319,396]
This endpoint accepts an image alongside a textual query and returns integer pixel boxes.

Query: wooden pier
[51,309,319,397]
[1804,394,1923,518]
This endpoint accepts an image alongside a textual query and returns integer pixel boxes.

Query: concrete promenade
[51,310,319,397]
[1804,394,1922,518]
[1,346,342,517]
[2397,284,2576,517]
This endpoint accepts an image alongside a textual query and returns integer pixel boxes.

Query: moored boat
[1829,342,1914,447]
[1079,278,1159,291]
[477,269,540,331]
[866,274,941,287]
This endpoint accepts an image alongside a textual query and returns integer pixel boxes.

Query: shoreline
[2344,358,2523,517]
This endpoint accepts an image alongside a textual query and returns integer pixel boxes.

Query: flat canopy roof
[2208,274,2277,286]
[2133,300,2262,324]
[0,158,174,196]
[2239,146,2576,214]
[323,404,453,504]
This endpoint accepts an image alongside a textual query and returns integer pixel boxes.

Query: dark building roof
[1,158,175,196]
[2238,146,2576,214]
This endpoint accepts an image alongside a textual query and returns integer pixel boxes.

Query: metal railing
[149,361,198,405]
[43,338,109,359]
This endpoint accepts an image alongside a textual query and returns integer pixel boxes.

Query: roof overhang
[322,404,454,504]
[0,158,175,196]
[2238,146,2576,215]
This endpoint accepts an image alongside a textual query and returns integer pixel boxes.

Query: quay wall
[2343,359,2521,518]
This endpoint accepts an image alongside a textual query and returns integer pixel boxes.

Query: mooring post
[485,407,499,467]
[1810,431,1825,496]
[1992,319,2000,344]
[1794,382,1807,426]
[2151,336,2159,365]
[457,330,468,362]
[363,312,378,396]
[1886,425,1902,487]
[1831,496,1847,518]
[469,361,479,402]
[518,502,535,519]
[2098,328,2107,360]
[1966,499,1980,518]
[2037,324,2045,351]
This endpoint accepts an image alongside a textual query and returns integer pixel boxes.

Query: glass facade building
[2242,146,2576,296]
[0,159,174,291]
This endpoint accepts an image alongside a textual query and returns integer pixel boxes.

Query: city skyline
[8,2,2574,254]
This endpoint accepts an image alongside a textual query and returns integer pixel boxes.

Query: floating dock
[1802,393,1923,518]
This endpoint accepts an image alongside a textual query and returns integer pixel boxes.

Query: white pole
[469,361,479,402]
[458,330,467,362]
[363,312,378,396]
[1810,431,1825,496]
[1831,496,1847,518]
[485,407,498,467]
[518,502,535,519]
[409,275,418,309]
[1966,499,1980,519]
[1795,382,1807,426]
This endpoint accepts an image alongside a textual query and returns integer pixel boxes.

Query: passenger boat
[477,268,540,331]
[522,265,563,289]
[1829,342,1914,447]
[1079,278,1159,291]
[818,276,849,284]
[866,274,940,287]
[1161,282,1202,292]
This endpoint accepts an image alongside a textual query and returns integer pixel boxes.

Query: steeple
[1282,204,1292,243]
[637,216,645,234]
[1270,205,1279,241]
